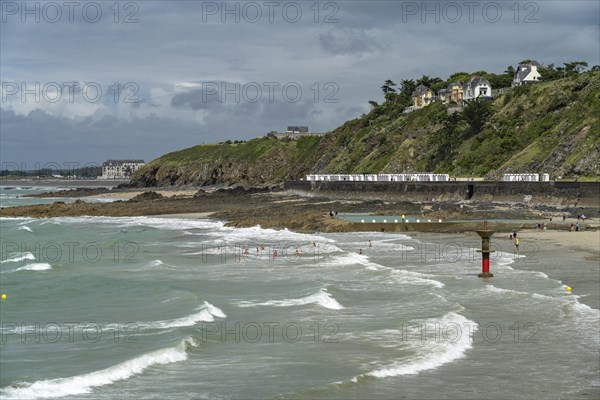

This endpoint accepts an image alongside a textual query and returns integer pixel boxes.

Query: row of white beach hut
[306,174,450,182]
[502,173,550,182]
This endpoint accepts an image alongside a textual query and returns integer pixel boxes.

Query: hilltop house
[99,160,145,179]
[445,81,463,104]
[412,84,434,109]
[462,76,492,102]
[512,60,542,87]
[438,88,448,103]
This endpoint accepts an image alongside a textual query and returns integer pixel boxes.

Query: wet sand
[516,230,600,257]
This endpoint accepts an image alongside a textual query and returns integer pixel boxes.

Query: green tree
[416,75,442,87]
[461,97,494,135]
[564,61,588,74]
[381,80,397,102]
[539,64,562,81]
[427,112,463,169]
[400,79,416,97]
[449,72,469,81]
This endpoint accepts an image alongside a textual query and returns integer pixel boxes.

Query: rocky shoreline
[2,186,598,235]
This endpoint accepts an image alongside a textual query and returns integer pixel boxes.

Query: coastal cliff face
[129,72,600,187]
[127,137,323,187]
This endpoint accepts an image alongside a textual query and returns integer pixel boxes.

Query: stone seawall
[284,181,600,206]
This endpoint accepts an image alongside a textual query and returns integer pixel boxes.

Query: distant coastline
[0,178,128,188]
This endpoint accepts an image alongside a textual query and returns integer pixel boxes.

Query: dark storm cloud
[1,0,598,164]
[171,89,223,111]
[319,28,384,56]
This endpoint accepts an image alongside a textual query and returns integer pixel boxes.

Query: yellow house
[412,84,433,109]
[445,81,463,104]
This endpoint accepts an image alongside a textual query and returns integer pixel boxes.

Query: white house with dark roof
[512,60,542,87]
[462,76,492,102]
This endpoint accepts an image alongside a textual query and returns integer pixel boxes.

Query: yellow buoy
[566,286,572,292]
[1,293,6,300]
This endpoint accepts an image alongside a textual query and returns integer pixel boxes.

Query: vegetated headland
[2,69,599,233]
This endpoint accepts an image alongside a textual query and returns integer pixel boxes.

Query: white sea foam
[53,216,225,231]
[14,263,52,272]
[161,296,180,303]
[568,296,600,321]
[485,285,529,296]
[238,288,344,310]
[531,293,555,300]
[0,337,197,400]
[216,224,334,245]
[359,312,477,379]
[136,301,226,329]
[17,226,32,232]
[391,270,445,288]
[143,259,177,269]
[203,301,227,318]
[319,252,387,271]
[495,251,526,269]
[13,303,226,335]
[1,253,35,263]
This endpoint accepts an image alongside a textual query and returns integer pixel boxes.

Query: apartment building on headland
[267,126,325,140]
[99,160,145,179]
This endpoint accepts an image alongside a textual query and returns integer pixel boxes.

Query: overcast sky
[1,0,599,168]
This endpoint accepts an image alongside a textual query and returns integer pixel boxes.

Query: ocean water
[0,186,119,208]
[0,188,599,399]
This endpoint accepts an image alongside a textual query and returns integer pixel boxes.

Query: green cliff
[129,71,600,187]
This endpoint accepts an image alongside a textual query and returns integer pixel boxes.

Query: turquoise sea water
[0,187,598,399]
[0,186,119,208]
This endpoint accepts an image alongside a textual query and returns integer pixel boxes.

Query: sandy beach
[516,229,600,257]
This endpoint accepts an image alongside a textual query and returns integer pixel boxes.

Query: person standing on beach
[576,222,580,232]
[402,213,406,223]
[515,238,520,254]
[513,230,517,240]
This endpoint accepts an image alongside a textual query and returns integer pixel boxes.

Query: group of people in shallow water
[241,242,321,259]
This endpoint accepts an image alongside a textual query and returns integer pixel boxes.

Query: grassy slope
[131,72,600,186]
